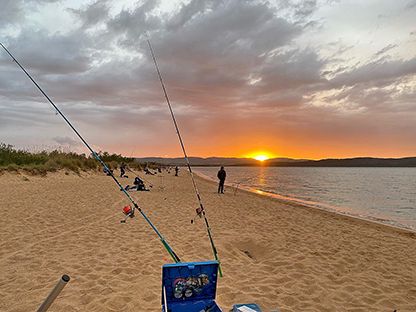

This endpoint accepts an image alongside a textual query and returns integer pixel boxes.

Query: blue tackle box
[162,261,222,312]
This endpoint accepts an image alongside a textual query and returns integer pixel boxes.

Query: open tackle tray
[162,261,222,312]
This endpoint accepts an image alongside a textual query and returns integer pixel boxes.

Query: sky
[0,0,415,159]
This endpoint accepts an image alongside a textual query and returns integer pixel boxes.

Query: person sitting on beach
[125,176,149,191]
[217,166,226,194]
[103,167,113,176]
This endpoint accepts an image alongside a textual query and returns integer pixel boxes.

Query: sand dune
[0,171,415,311]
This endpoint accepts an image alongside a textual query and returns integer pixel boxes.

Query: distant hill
[268,157,416,167]
[135,157,304,166]
[136,156,416,167]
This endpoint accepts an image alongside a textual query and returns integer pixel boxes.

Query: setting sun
[253,155,269,161]
[245,151,275,161]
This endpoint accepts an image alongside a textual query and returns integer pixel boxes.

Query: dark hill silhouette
[135,157,304,166]
[269,157,416,167]
[135,156,416,167]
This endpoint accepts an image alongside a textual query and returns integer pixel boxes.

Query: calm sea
[194,166,416,231]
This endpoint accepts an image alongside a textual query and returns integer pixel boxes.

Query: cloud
[1,0,416,158]
[294,0,317,18]
[374,43,398,56]
[0,0,62,27]
[329,57,416,88]
[107,0,161,40]
[0,0,24,26]
[52,136,83,147]
[4,29,93,75]
[69,0,110,27]
[405,0,416,9]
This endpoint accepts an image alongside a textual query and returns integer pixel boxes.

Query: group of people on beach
[110,162,228,194]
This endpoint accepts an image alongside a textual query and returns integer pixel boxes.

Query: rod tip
[61,274,70,282]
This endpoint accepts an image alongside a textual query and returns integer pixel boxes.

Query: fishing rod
[147,39,223,276]
[0,42,181,264]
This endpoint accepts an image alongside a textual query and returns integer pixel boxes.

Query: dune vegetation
[0,143,154,175]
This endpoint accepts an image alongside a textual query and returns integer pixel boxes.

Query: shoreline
[193,170,416,235]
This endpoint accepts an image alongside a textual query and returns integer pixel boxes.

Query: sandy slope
[0,171,415,312]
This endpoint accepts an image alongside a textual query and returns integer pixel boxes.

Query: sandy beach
[0,170,415,312]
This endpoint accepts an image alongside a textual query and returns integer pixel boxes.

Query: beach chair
[162,261,222,312]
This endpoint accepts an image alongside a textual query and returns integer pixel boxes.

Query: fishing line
[0,42,181,263]
[233,177,254,196]
[147,38,223,276]
[158,174,165,192]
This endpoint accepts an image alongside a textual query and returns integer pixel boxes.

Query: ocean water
[194,166,416,231]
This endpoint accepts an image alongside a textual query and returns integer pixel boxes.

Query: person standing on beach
[217,166,226,194]
[175,166,179,176]
[120,162,126,178]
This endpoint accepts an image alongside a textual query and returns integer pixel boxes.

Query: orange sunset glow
[245,151,275,162]
[1,0,415,160]
[254,155,269,161]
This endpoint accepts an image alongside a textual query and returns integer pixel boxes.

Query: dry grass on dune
[0,171,415,312]
[0,143,162,176]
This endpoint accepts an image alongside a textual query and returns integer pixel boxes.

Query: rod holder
[36,274,70,312]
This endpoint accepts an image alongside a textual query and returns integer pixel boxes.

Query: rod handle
[36,275,70,312]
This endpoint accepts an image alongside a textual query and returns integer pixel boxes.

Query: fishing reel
[173,274,210,299]
[120,205,135,223]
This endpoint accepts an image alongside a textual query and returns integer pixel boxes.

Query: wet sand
[0,171,415,311]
